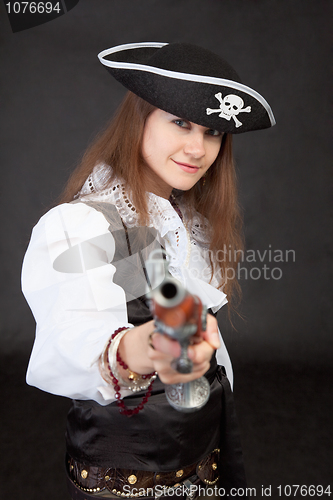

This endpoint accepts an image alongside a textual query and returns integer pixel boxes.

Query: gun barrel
[153,277,186,309]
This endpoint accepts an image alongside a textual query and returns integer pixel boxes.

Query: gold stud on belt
[81,469,88,479]
[128,474,138,485]
[176,469,183,478]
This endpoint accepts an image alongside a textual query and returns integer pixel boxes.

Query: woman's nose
[183,132,205,159]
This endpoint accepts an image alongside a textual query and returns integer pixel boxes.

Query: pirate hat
[98,42,275,134]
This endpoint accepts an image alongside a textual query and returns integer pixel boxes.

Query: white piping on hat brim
[98,42,276,127]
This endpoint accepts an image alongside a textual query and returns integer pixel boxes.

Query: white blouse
[22,177,232,406]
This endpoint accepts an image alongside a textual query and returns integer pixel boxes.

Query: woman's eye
[174,119,189,128]
[206,129,221,136]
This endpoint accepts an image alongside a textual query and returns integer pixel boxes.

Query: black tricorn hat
[98,42,275,134]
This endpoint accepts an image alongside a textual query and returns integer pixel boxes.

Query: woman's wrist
[99,327,130,387]
[117,321,156,376]
[98,326,157,417]
[99,323,157,389]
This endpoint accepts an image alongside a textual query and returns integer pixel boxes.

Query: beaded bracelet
[108,328,157,392]
[102,327,157,417]
[116,349,156,382]
[99,328,129,387]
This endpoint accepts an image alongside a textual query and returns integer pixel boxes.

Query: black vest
[65,200,246,488]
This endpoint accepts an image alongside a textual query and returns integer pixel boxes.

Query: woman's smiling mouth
[171,159,200,173]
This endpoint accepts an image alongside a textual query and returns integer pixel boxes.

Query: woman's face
[142,109,223,198]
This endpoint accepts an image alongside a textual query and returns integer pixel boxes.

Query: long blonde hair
[59,92,243,308]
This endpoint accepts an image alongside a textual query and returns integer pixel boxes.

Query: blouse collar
[79,167,227,312]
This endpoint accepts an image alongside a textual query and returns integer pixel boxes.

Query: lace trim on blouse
[78,164,221,290]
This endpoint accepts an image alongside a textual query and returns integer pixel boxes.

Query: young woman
[22,42,275,499]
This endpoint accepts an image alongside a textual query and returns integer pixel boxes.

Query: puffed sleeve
[22,202,135,405]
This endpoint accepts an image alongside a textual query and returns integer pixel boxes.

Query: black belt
[66,449,220,498]
[67,474,204,500]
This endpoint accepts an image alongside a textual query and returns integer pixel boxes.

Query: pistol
[150,276,207,374]
[146,250,210,412]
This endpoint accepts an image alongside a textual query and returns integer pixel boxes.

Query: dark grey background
[0,1,332,499]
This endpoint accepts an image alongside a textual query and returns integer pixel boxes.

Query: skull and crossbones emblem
[206,92,251,128]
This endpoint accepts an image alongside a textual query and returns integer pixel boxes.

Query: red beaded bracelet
[106,327,156,417]
[116,349,156,381]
